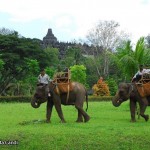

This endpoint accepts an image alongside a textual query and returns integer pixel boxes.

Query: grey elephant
[112,82,150,122]
[31,82,90,123]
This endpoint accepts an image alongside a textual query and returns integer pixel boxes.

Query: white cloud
[0,0,150,43]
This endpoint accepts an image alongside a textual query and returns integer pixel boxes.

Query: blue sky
[0,0,150,43]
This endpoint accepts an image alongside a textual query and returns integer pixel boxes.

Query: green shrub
[88,95,113,102]
[0,96,32,103]
[0,95,113,103]
[106,78,118,96]
[70,65,87,85]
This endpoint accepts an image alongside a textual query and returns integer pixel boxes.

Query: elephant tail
[85,91,88,112]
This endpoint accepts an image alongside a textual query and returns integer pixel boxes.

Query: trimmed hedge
[88,96,113,102]
[0,96,32,103]
[0,95,113,103]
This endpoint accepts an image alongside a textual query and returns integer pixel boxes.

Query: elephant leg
[76,109,83,122]
[54,104,66,123]
[53,96,66,123]
[46,100,53,123]
[139,98,149,121]
[130,100,136,122]
[75,103,90,122]
[136,103,140,119]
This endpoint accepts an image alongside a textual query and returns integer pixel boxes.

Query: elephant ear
[127,83,134,95]
[42,85,48,92]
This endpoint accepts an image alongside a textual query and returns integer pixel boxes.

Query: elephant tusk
[117,99,122,103]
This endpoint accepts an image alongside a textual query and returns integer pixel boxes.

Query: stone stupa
[42,28,58,47]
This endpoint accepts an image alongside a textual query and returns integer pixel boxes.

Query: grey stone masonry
[42,28,58,47]
[41,28,103,59]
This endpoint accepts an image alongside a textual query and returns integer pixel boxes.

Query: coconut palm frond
[117,40,133,59]
[134,37,145,64]
[119,55,137,78]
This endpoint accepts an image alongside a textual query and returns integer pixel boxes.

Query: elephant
[112,82,150,122]
[31,82,90,123]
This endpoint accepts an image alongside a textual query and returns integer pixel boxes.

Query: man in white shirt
[38,69,51,97]
[132,65,150,82]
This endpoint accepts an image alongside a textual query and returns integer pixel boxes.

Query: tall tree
[70,65,87,85]
[116,37,149,81]
[44,46,59,68]
[86,20,129,77]
[62,47,83,67]
[0,27,16,35]
[0,58,4,71]
[0,33,48,95]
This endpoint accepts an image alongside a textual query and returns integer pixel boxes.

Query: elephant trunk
[31,99,41,108]
[112,94,122,107]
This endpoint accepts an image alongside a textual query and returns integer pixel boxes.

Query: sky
[0,0,150,44]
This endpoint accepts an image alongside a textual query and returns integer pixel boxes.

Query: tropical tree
[70,65,87,85]
[45,66,56,79]
[83,57,99,87]
[0,58,4,71]
[106,78,117,96]
[0,33,49,95]
[11,59,40,96]
[44,46,59,68]
[24,59,40,95]
[116,37,149,81]
[62,47,83,67]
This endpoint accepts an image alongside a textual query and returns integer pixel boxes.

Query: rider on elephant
[38,68,52,97]
[63,67,71,80]
[132,65,150,82]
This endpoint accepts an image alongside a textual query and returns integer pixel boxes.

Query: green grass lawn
[0,101,150,150]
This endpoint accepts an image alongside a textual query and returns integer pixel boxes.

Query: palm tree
[116,37,149,81]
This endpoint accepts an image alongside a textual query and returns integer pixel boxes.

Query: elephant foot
[130,119,136,123]
[145,115,149,122]
[60,120,66,123]
[76,119,83,123]
[46,120,51,123]
[84,116,90,122]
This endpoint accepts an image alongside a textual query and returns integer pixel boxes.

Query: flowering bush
[92,78,110,96]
